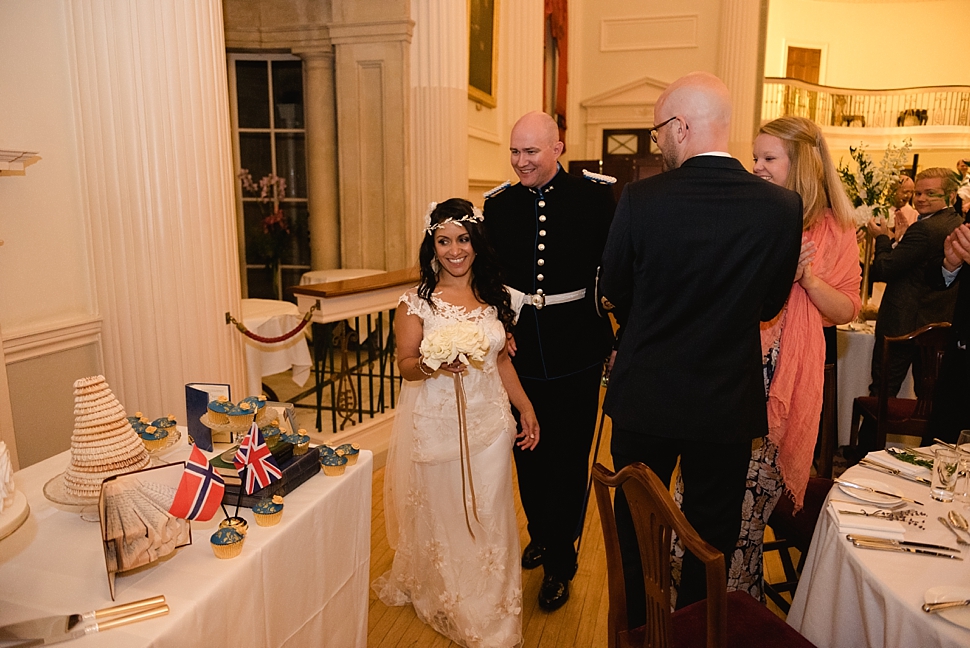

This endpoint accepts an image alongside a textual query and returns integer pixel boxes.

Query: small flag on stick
[169,444,226,522]
[233,421,282,495]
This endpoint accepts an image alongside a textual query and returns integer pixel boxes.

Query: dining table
[0,438,373,647]
[787,453,970,648]
[240,298,313,397]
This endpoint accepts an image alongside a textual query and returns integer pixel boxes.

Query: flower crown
[423,201,485,235]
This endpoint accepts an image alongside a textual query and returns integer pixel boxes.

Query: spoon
[948,510,970,537]
[939,517,970,547]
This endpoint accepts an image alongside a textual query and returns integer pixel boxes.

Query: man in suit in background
[866,168,962,401]
[598,72,802,616]
[925,223,970,444]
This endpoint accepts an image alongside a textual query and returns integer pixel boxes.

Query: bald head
[510,111,564,188]
[653,72,732,169]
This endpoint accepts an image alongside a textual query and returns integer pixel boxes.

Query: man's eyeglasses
[648,116,679,143]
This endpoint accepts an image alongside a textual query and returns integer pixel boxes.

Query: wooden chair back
[592,462,726,648]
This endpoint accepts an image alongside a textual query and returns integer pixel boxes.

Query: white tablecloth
[836,323,915,446]
[0,442,373,647]
[241,299,313,397]
[787,462,970,648]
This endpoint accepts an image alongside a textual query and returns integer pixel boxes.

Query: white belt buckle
[530,293,545,309]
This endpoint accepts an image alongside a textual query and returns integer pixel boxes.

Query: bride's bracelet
[416,357,435,377]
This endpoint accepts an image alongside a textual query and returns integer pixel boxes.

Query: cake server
[851,539,962,559]
[0,596,166,645]
[845,534,960,552]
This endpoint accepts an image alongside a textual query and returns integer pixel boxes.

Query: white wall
[766,0,970,89]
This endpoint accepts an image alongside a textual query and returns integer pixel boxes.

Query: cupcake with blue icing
[253,494,285,527]
[210,527,245,559]
[152,414,177,438]
[227,400,256,427]
[241,395,268,416]
[318,445,336,459]
[139,425,169,451]
[127,411,145,427]
[207,396,232,424]
[321,450,348,476]
[336,443,360,466]
[260,419,283,444]
[282,428,310,456]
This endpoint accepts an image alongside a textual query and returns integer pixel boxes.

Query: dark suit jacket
[484,167,616,379]
[599,155,802,443]
[872,207,963,338]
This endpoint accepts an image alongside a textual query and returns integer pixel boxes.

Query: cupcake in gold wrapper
[321,449,348,476]
[283,428,311,455]
[253,495,284,527]
[336,443,360,466]
[227,401,255,427]
[139,425,169,451]
[210,527,245,559]
[260,419,282,444]
[207,396,231,424]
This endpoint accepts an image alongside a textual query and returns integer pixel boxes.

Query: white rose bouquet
[419,321,490,371]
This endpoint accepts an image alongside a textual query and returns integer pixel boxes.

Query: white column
[717,0,769,163]
[502,0,544,134]
[410,0,468,256]
[65,0,248,418]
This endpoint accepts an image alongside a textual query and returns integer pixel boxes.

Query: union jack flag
[168,444,226,522]
[233,421,282,495]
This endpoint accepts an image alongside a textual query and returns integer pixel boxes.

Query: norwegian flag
[233,421,282,495]
[168,445,226,521]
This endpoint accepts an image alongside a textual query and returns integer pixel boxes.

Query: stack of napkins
[828,500,906,540]
[869,449,932,479]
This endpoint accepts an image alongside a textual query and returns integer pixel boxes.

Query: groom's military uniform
[484,166,615,588]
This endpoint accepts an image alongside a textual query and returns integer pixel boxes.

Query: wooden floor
[365,415,793,648]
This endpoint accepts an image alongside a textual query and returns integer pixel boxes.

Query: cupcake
[139,425,169,451]
[242,395,268,415]
[253,495,285,527]
[129,416,148,435]
[210,527,245,559]
[260,419,282,444]
[318,445,336,458]
[337,443,360,466]
[283,428,310,456]
[152,414,177,437]
[219,516,249,536]
[126,411,145,427]
[207,396,232,424]
[321,450,348,476]
[227,401,256,427]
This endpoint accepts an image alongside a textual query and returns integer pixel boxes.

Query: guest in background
[926,223,970,444]
[865,167,962,410]
[890,175,918,242]
[723,116,861,599]
[957,158,968,180]
[598,72,802,616]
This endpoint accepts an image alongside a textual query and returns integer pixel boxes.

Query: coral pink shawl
[763,210,861,509]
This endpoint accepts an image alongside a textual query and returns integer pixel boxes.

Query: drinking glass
[957,430,970,456]
[931,447,960,502]
[954,457,970,507]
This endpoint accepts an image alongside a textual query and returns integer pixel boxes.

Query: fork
[938,516,970,546]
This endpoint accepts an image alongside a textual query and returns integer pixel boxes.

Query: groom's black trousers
[512,364,602,580]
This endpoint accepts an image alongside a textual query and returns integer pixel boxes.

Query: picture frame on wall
[468,0,499,108]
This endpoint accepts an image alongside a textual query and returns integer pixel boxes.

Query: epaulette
[483,181,511,199]
[582,169,617,185]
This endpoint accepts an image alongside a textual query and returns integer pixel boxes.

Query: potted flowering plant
[238,169,290,299]
[837,139,912,318]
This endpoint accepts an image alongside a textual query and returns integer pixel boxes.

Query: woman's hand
[793,238,816,283]
[516,409,540,450]
[439,359,467,374]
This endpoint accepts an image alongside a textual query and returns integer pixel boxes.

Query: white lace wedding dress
[374,292,523,648]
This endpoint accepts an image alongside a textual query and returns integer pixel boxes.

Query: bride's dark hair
[418,198,515,332]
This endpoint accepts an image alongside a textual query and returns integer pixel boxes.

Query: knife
[851,539,962,559]
[835,478,924,505]
[846,534,960,552]
[923,599,970,613]
[859,459,932,485]
[0,596,166,645]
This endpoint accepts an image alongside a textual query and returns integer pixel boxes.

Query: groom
[599,72,802,616]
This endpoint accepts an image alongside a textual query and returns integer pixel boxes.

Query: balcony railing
[762,77,970,129]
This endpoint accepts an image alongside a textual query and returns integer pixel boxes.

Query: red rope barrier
[225,304,317,344]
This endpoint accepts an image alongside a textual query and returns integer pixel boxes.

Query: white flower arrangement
[838,139,912,225]
[419,321,490,370]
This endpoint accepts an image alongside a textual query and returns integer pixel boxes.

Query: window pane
[272,60,304,129]
[243,202,269,263]
[236,60,270,129]
[279,203,310,266]
[239,133,272,185]
[246,267,275,300]
[281,269,303,299]
[275,134,307,198]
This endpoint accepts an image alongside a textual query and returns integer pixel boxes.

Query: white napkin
[868,449,932,479]
[828,500,906,540]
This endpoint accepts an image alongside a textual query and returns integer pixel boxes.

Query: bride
[374,198,540,648]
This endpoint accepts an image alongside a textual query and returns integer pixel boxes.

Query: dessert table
[241,298,313,397]
[787,460,970,648]
[0,442,373,647]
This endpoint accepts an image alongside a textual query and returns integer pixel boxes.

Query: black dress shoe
[538,575,570,611]
[521,542,545,569]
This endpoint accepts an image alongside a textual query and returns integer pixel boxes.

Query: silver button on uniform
[538,243,545,251]
[537,274,544,281]
[538,200,546,208]
[536,288,544,295]
[539,230,546,237]
[537,259,545,266]
[539,215,547,222]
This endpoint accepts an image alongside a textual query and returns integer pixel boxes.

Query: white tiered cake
[0,440,29,540]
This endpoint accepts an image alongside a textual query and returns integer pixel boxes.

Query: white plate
[925,586,970,630]
[838,478,903,505]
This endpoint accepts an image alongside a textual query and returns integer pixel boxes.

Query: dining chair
[849,322,951,453]
[762,476,834,614]
[592,462,816,648]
